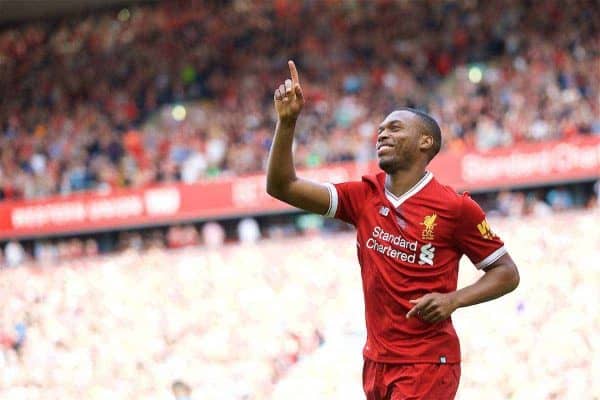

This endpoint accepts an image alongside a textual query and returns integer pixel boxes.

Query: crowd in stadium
[0,238,337,399]
[1,211,598,399]
[1,0,598,200]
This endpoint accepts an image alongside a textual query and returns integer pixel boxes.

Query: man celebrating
[266,61,520,399]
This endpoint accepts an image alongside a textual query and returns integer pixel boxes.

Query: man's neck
[385,167,428,198]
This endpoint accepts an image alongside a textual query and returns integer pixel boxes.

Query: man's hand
[406,292,459,324]
[274,60,304,122]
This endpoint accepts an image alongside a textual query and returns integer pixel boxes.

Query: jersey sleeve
[323,180,369,226]
[455,193,507,269]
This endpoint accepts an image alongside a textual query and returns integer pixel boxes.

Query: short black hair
[398,107,442,161]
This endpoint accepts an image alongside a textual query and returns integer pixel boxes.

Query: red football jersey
[324,171,506,364]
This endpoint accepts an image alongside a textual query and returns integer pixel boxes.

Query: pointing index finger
[288,60,300,86]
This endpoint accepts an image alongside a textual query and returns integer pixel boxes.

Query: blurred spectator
[4,241,25,267]
[526,193,553,217]
[118,231,144,252]
[495,191,526,217]
[85,238,99,257]
[33,240,58,264]
[592,180,600,208]
[201,222,225,248]
[171,380,193,400]
[12,321,26,362]
[295,214,324,236]
[167,224,200,249]
[546,187,575,210]
[146,229,166,250]
[237,218,261,244]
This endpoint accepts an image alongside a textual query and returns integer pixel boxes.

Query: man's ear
[419,134,434,152]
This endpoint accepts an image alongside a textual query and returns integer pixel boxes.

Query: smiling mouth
[377,144,394,154]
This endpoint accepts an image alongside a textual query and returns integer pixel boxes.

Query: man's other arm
[407,253,519,323]
[451,253,520,308]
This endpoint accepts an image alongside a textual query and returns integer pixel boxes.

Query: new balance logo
[379,206,390,216]
[418,243,436,266]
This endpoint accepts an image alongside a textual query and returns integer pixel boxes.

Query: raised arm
[266,60,331,215]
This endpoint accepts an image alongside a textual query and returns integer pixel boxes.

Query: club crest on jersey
[379,206,390,216]
[420,213,437,240]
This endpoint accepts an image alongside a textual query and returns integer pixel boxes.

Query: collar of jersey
[384,171,433,208]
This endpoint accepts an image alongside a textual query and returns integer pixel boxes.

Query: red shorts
[362,359,460,400]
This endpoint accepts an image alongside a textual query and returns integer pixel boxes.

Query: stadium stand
[0,0,598,200]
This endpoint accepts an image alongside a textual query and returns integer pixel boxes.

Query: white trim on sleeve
[323,183,338,218]
[475,245,508,270]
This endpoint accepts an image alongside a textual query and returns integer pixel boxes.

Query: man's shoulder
[424,176,465,209]
[337,172,385,195]
[360,172,386,186]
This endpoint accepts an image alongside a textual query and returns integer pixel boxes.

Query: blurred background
[0,0,598,399]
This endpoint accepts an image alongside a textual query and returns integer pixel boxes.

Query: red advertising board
[0,137,598,239]
[430,136,600,190]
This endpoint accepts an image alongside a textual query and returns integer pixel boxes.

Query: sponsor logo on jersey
[365,226,437,266]
[477,219,497,240]
[418,243,436,266]
[379,206,390,216]
[366,226,418,263]
[420,213,437,240]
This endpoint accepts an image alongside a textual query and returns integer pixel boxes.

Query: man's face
[376,110,422,174]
